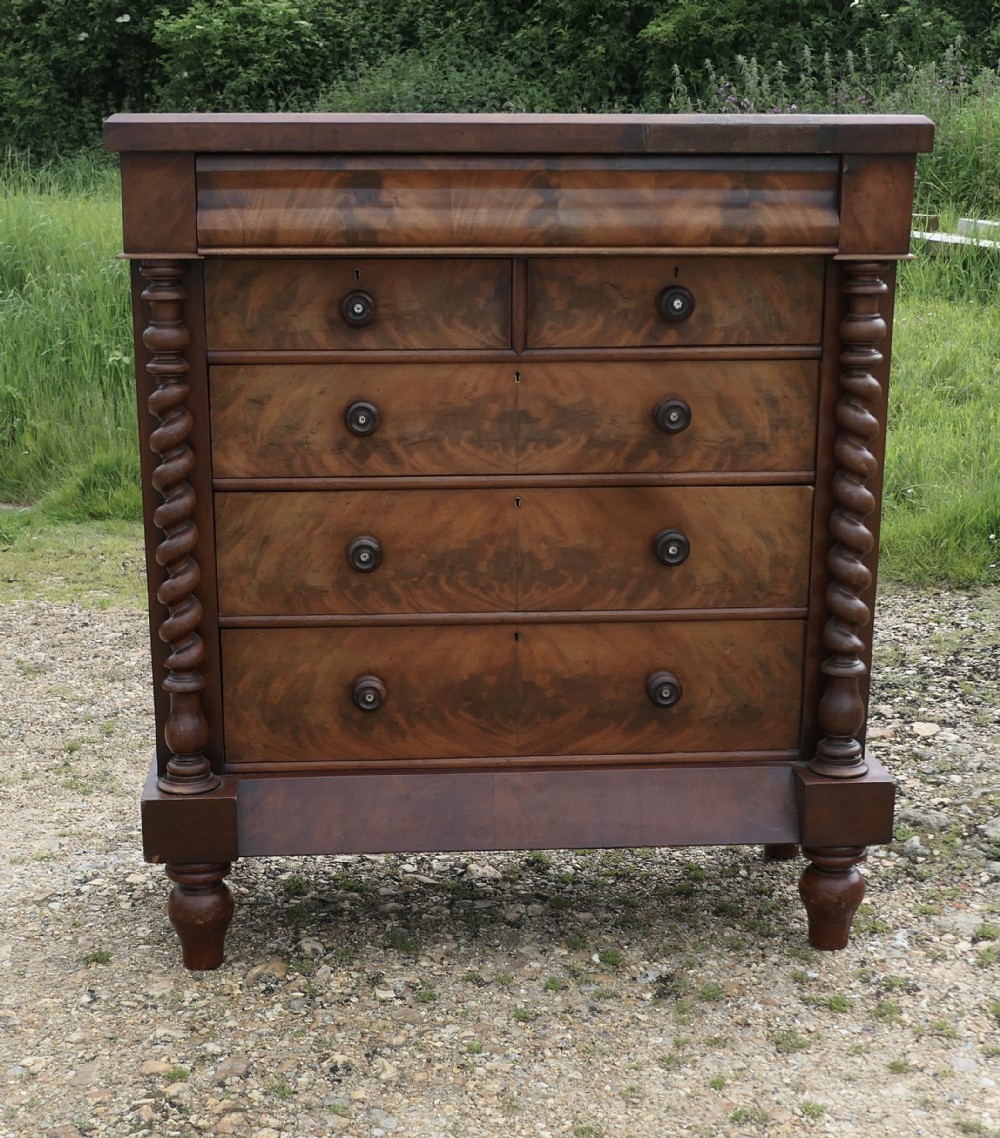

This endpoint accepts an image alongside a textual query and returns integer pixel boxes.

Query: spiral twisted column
[809,262,888,779]
[141,261,220,794]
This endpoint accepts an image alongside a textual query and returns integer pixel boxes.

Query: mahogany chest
[105,112,934,968]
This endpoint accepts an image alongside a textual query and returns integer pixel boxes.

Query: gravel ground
[1,584,999,1138]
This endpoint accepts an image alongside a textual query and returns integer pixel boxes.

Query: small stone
[901,836,923,861]
[215,1113,250,1135]
[299,937,325,958]
[141,1059,174,1076]
[911,721,941,736]
[69,1061,101,1086]
[216,1057,249,1079]
[246,957,288,981]
[980,818,1000,842]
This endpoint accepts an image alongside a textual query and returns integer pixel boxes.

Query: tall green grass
[1,134,998,584]
[0,151,139,517]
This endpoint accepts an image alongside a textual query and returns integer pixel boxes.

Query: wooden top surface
[104,112,934,154]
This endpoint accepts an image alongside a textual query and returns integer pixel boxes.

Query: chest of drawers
[105,112,933,969]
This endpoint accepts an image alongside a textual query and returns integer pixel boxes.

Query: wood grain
[517,359,818,473]
[210,362,518,477]
[215,489,518,614]
[222,626,518,761]
[204,258,511,351]
[516,485,813,610]
[526,256,824,347]
[196,155,839,249]
[516,620,805,756]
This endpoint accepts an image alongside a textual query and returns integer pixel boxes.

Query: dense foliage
[2,0,999,151]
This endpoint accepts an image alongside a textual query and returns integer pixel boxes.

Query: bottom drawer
[221,620,805,765]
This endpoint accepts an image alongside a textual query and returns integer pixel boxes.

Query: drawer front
[215,490,518,615]
[221,620,804,763]
[222,627,518,763]
[526,256,823,348]
[517,360,818,473]
[517,485,813,611]
[216,486,810,616]
[204,258,511,350]
[210,363,518,477]
[517,620,805,756]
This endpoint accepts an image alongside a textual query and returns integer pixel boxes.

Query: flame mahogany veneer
[106,112,932,969]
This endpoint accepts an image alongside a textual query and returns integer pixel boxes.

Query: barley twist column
[809,261,888,780]
[141,260,220,794]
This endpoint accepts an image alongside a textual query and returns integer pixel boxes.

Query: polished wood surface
[204,258,511,351]
[210,363,518,477]
[517,360,818,473]
[215,489,518,614]
[209,359,818,478]
[221,619,803,763]
[526,256,823,347]
[105,112,934,160]
[215,485,811,615]
[222,626,518,761]
[197,155,839,250]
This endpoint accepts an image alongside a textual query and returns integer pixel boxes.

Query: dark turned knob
[347,535,382,572]
[656,285,695,322]
[653,398,691,434]
[341,290,374,326]
[646,671,682,708]
[653,529,690,566]
[345,400,379,436]
[353,674,386,712]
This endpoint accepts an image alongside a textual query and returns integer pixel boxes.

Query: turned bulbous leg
[165,862,234,970]
[799,846,867,950]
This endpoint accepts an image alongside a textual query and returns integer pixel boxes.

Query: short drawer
[210,363,518,477]
[204,258,511,351]
[526,256,823,348]
[517,359,818,474]
[215,485,811,616]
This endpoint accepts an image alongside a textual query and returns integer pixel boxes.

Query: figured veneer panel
[517,359,818,473]
[222,627,518,762]
[203,258,511,350]
[517,485,813,610]
[516,620,805,756]
[526,256,823,347]
[215,489,518,614]
[196,155,839,249]
[210,363,518,477]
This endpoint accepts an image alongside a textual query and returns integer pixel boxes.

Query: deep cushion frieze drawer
[526,256,824,348]
[195,154,840,250]
[204,258,512,351]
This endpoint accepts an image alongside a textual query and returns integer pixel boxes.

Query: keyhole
[514,370,521,383]
[354,268,361,280]
[514,496,521,508]
[674,265,680,279]
[513,631,520,642]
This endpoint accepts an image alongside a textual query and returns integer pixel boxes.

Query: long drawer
[214,485,813,615]
[221,620,806,763]
[209,359,818,478]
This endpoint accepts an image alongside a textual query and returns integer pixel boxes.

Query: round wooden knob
[646,671,682,708]
[656,285,695,322]
[653,529,690,566]
[341,290,374,326]
[353,674,386,712]
[653,398,691,434]
[345,400,379,436]
[347,535,382,572]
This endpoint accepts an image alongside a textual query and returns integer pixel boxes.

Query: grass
[2,75,1000,587]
